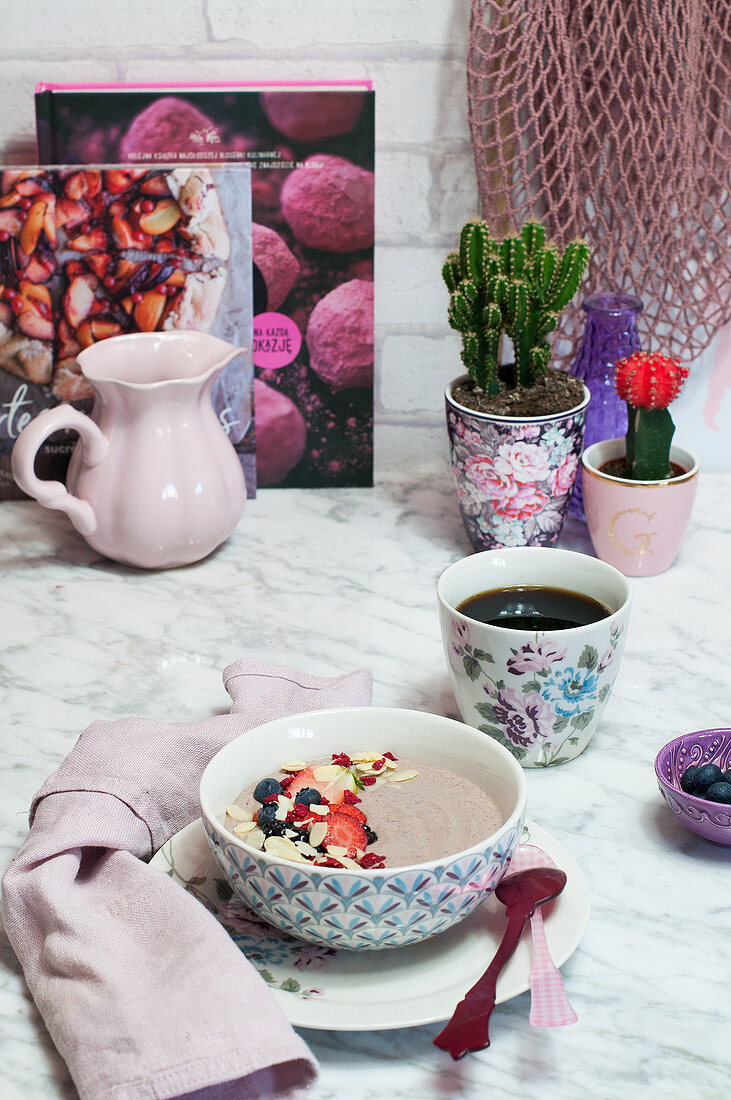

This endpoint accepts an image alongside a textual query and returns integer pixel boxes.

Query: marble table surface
[1,464,730,1100]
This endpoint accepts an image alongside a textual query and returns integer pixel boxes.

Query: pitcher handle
[11,405,108,537]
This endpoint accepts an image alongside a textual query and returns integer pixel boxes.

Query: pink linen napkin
[2,659,372,1100]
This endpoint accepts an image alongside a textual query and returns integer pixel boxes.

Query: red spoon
[433,867,567,1059]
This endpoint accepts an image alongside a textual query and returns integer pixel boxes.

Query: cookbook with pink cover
[36,82,375,490]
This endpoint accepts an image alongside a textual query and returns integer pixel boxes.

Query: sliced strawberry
[287,764,356,808]
[286,766,324,801]
[0,189,21,209]
[0,300,12,326]
[321,811,368,858]
[336,803,367,825]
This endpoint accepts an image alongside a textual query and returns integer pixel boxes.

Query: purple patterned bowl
[654,729,731,845]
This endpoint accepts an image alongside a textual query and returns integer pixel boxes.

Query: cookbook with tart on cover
[35,81,375,489]
[0,162,256,500]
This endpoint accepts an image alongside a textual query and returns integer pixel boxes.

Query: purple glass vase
[569,292,643,520]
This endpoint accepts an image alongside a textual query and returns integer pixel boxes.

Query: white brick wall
[1,0,727,472]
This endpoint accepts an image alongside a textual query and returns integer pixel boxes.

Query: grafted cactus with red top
[615,351,689,480]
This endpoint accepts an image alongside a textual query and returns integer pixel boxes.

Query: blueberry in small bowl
[654,729,731,845]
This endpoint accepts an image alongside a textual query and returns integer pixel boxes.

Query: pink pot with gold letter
[581,438,699,577]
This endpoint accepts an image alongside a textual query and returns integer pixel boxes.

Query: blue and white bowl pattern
[203,812,525,950]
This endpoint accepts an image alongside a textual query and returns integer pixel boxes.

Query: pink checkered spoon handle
[509,844,578,1028]
[433,867,566,1059]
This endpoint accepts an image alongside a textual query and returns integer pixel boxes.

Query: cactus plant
[443,219,590,396]
[614,351,689,480]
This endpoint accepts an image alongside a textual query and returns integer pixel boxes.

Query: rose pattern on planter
[446,401,587,550]
[448,616,625,766]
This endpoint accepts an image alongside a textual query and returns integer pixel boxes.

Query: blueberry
[704,781,731,804]
[254,777,283,803]
[693,764,724,794]
[255,802,285,836]
[723,770,731,785]
[680,766,699,793]
[364,824,378,846]
[294,787,322,807]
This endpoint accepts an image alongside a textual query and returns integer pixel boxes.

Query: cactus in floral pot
[443,218,593,551]
[581,350,699,577]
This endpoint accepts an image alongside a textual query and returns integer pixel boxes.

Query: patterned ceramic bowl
[199,707,527,950]
[654,729,731,846]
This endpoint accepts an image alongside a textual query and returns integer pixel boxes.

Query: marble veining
[1,464,730,1099]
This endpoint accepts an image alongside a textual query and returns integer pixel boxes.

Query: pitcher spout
[77,330,247,389]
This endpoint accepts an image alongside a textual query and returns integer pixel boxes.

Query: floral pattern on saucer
[150,818,589,1031]
[445,392,587,550]
[449,616,626,767]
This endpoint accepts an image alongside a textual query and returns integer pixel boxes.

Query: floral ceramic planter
[582,438,699,577]
[445,375,590,550]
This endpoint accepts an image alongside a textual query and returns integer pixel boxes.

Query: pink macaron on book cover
[35,82,375,490]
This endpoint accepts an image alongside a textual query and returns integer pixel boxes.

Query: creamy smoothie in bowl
[200,706,528,949]
[224,750,506,870]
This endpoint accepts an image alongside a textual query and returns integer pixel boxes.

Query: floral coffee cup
[437,547,632,767]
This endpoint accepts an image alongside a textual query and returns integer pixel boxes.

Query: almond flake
[275,795,293,821]
[383,758,398,769]
[325,844,349,858]
[264,835,309,863]
[352,751,380,763]
[294,840,318,858]
[355,760,377,772]
[245,827,265,849]
[387,769,418,783]
[284,829,298,838]
[309,821,327,848]
[280,760,307,772]
[233,820,257,835]
[338,855,361,869]
[226,804,253,821]
[313,764,343,782]
[309,803,329,815]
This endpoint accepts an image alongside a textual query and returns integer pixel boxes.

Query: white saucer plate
[150,818,589,1032]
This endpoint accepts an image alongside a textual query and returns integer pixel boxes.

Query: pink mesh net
[467,0,731,367]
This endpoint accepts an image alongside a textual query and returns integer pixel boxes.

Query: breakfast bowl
[654,728,731,846]
[199,706,528,950]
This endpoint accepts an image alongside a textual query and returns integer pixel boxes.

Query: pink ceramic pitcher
[12,331,247,569]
